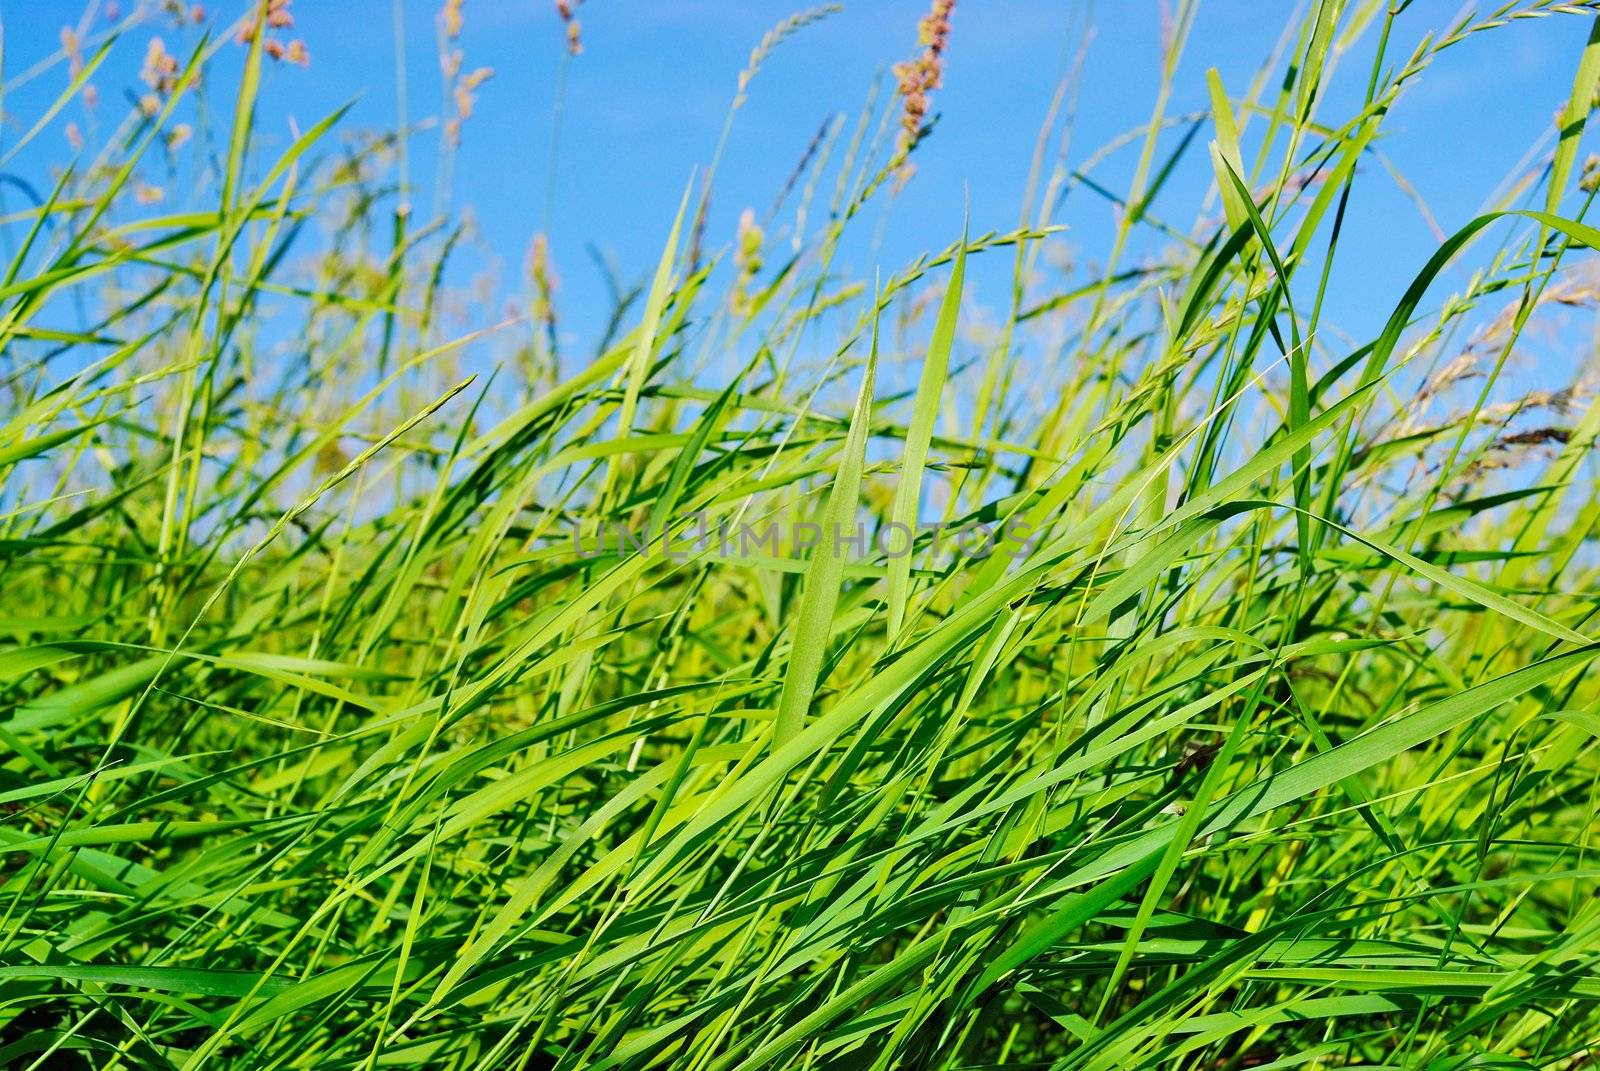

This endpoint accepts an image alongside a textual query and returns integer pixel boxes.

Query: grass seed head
[891,0,956,173]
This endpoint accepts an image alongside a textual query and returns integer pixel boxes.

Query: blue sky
[1,1,1591,356]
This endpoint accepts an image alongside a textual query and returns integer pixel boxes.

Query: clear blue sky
[1,1,1590,356]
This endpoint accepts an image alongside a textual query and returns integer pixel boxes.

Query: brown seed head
[557,0,583,54]
[892,0,955,171]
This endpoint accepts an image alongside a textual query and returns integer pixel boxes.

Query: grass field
[8,1,1600,1068]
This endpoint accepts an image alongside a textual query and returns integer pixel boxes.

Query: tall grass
[6,2,1600,1068]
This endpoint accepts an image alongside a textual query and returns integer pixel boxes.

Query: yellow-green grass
[5,3,1600,1069]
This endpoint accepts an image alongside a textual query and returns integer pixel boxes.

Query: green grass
[7,2,1600,1068]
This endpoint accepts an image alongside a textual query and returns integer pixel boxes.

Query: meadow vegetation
[6,1,1600,1068]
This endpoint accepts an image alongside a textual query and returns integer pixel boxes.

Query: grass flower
[891,0,955,172]
[558,0,583,55]
[731,208,765,314]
